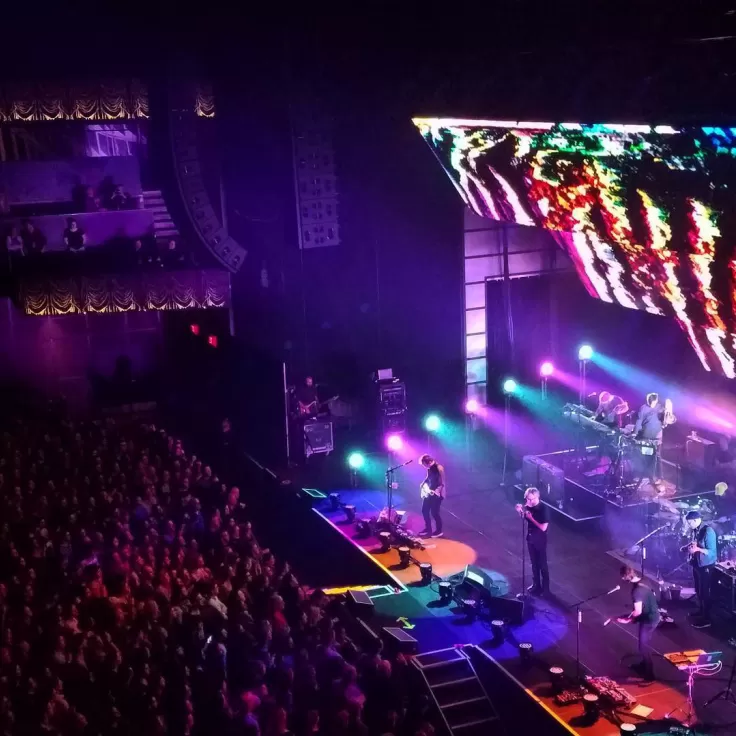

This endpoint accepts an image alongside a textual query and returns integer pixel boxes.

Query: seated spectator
[131,235,158,268]
[63,218,86,253]
[84,186,101,213]
[109,185,131,211]
[163,238,186,268]
[132,238,148,267]
[20,219,47,255]
[5,226,24,255]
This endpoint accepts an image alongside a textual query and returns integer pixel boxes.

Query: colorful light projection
[414,119,736,377]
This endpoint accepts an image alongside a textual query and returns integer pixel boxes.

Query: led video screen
[414,118,736,378]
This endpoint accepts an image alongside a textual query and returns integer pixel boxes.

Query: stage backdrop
[415,119,736,379]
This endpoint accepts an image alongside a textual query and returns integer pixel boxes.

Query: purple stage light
[465,398,480,414]
[386,434,404,451]
[540,361,555,377]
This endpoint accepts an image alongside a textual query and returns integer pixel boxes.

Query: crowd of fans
[0,415,437,736]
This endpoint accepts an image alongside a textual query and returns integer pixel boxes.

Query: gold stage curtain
[195,84,216,118]
[0,81,212,122]
[20,270,230,316]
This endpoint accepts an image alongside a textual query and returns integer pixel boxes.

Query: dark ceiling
[2,5,735,121]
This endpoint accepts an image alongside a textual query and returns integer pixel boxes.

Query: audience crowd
[0,416,436,736]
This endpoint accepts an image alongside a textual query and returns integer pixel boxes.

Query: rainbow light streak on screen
[414,118,736,377]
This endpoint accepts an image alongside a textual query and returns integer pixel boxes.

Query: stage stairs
[412,647,504,735]
[142,189,179,242]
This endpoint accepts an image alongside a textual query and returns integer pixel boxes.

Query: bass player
[419,454,446,538]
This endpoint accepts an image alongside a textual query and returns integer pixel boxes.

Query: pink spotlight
[465,398,480,414]
[386,434,404,451]
[540,361,555,378]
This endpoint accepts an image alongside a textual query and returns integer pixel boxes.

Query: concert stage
[308,470,736,734]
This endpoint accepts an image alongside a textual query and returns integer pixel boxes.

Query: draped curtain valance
[20,269,230,315]
[0,81,214,122]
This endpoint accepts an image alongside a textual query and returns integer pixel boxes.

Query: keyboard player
[594,392,629,429]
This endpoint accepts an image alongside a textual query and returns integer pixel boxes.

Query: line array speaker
[167,83,247,272]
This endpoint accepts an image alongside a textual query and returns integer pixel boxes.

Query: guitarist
[685,510,718,629]
[419,454,446,538]
[297,376,320,418]
[618,566,660,682]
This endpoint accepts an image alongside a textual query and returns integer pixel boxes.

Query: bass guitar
[297,395,339,417]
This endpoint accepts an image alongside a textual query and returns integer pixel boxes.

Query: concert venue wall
[0,299,163,408]
[414,119,736,379]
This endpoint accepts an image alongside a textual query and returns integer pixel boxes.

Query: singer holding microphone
[515,487,550,596]
[617,566,660,682]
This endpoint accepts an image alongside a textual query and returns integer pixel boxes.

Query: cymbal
[672,501,694,510]
[652,511,680,520]
[656,498,679,514]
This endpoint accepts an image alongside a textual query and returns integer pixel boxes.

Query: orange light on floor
[190,324,200,335]
[208,335,218,348]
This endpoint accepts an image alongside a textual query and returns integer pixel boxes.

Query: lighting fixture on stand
[378,531,391,553]
[501,378,517,486]
[539,361,554,400]
[438,581,453,604]
[577,345,593,406]
[549,667,565,695]
[518,642,533,663]
[419,563,433,585]
[491,620,506,647]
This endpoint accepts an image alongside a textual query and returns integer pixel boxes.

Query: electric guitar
[681,527,703,564]
[420,482,442,499]
[297,395,339,417]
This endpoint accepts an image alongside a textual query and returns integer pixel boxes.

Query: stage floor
[316,473,736,734]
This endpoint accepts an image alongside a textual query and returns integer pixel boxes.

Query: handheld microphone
[606,585,621,595]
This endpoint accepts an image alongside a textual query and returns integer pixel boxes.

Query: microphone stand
[515,506,529,611]
[627,524,668,579]
[385,459,412,523]
[569,588,618,685]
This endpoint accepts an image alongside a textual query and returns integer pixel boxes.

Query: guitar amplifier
[712,564,736,614]
[522,455,564,503]
[303,421,333,457]
[522,455,546,487]
[685,435,716,469]
[539,460,565,505]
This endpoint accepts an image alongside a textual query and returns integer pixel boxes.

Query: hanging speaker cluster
[167,83,247,273]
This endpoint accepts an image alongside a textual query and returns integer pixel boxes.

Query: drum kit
[650,496,736,566]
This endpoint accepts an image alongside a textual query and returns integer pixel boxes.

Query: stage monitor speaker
[685,435,716,469]
[462,564,499,595]
[346,589,374,618]
[381,627,418,655]
[487,595,525,626]
[457,565,525,625]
